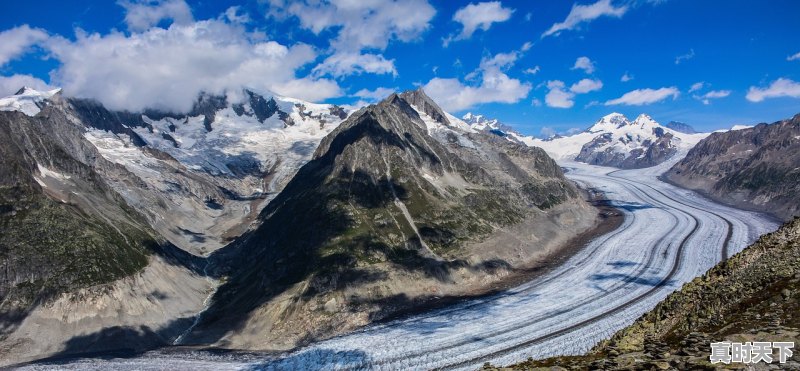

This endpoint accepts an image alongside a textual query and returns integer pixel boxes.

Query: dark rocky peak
[189,92,228,131]
[398,87,451,126]
[329,105,348,120]
[665,121,697,134]
[311,92,448,173]
[230,89,295,127]
[66,97,150,147]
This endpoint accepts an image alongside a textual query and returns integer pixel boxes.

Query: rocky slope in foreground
[487,217,800,370]
[181,89,597,350]
[664,114,800,221]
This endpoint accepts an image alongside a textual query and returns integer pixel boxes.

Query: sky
[1,0,799,136]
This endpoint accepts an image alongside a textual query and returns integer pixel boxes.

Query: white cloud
[788,51,800,61]
[620,72,633,82]
[571,56,595,74]
[693,89,731,105]
[524,66,540,75]
[423,51,531,111]
[544,77,602,109]
[480,51,519,70]
[46,20,341,112]
[0,25,48,66]
[746,78,800,102]
[118,0,194,32]
[271,0,435,52]
[688,81,705,93]
[0,74,53,97]
[675,48,695,64]
[520,41,533,52]
[605,87,680,106]
[539,126,556,138]
[223,6,251,24]
[353,86,397,101]
[542,0,628,38]
[544,80,574,108]
[570,78,603,93]
[447,1,514,45]
[531,98,542,107]
[313,52,397,78]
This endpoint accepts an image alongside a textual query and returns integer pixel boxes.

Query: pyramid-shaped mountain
[186,89,597,350]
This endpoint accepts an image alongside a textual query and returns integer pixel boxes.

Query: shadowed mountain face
[187,90,587,349]
[665,121,697,134]
[0,105,159,335]
[664,114,800,221]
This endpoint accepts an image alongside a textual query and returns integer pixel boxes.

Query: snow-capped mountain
[461,112,521,139]
[521,113,709,169]
[0,87,350,254]
[0,87,61,116]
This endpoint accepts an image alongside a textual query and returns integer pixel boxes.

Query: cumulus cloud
[605,87,680,106]
[693,89,731,105]
[571,56,595,74]
[0,25,48,66]
[542,0,628,38]
[544,80,574,108]
[313,52,397,78]
[543,78,603,108]
[267,0,434,78]
[746,78,800,102]
[569,78,603,93]
[0,74,53,97]
[46,20,341,112]
[423,51,531,111]
[675,48,695,64]
[270,0,435,52]
[620,72,633,82]
[353,86,397,101]
[118,0,194,32]
[445,1,514,45]
[787,52,800,61]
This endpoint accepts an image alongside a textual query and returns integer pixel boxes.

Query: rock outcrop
[664,114,800,220]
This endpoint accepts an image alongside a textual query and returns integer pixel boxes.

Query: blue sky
[1,0,799,135]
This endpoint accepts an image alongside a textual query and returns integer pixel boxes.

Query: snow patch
[0,87,61,117]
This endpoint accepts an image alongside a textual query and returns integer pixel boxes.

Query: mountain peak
[398,88,450,126]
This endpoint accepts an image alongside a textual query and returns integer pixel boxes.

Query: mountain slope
[522,113,708,169]
[0,87,349,255]
[664,114,800,220]
[492,217,800,370]
[0,106,157,335]
[182,89,596,350]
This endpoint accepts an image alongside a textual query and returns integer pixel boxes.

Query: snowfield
[21,154,778,370]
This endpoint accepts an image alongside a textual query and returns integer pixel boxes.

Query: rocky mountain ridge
[178,88,597,351]
[1,87,350,255]
[664,113,800,221]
